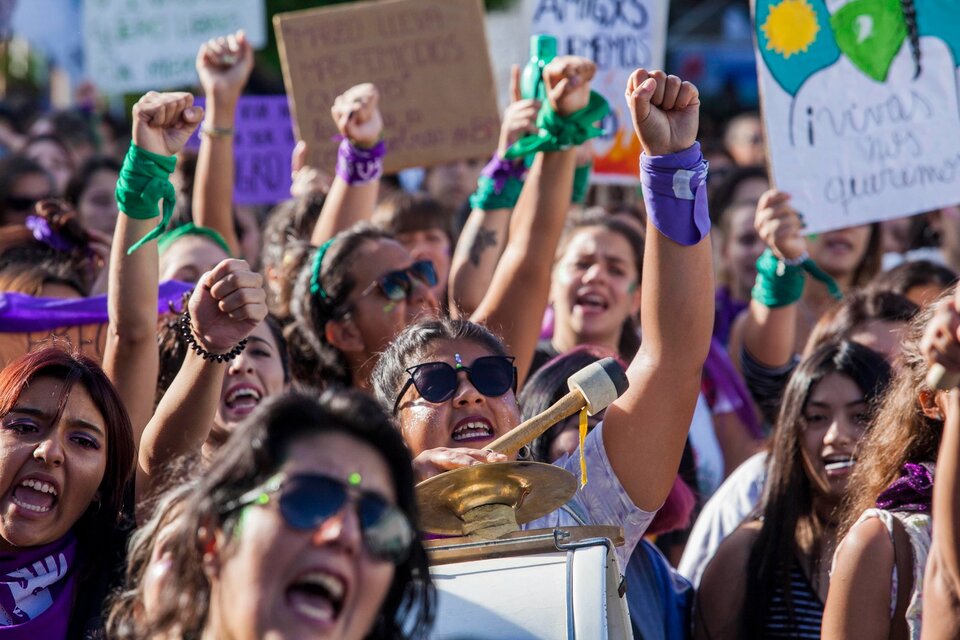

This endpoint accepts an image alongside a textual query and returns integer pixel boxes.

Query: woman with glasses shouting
[372,66,714,567]
[110,389,434,639]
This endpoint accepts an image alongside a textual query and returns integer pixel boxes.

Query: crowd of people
[0,25,959,639]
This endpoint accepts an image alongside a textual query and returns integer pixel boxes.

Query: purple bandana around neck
[875,462,935,514]
[0,533,77,638]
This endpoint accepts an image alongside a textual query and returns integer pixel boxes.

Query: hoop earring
[517,445,531,460]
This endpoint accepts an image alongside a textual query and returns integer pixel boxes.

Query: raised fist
[132,92,203,157]
[188,259,267,354]
[331,83,383,148]
[755,190,807,262]
[196,30,254,104]
[625,69,699,157]
[543,56,596,117]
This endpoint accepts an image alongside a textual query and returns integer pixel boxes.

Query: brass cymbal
[416,461,577,536]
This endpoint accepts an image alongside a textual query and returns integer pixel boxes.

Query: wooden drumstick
[486,358,629,456]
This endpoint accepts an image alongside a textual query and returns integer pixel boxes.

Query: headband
[309,237,336,299]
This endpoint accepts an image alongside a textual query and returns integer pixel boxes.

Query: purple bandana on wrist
[875,462,935,513]
[335,138,386,185]
[480,154,527,194]
[640,142,710,246]
[25,215,76,253]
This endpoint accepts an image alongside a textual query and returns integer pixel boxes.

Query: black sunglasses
[223,472,415,564]
[360,260,437,302]
[5,196,46,212]
[393,355,517,413]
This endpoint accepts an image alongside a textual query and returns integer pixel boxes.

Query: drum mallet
[485,357,629,456]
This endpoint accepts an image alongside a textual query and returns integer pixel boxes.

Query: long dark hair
[141,390,434,639]
[742,340,891,637]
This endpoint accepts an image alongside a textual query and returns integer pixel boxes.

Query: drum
[427,529,632,639]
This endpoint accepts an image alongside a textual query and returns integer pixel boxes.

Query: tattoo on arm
[468,228,498,267]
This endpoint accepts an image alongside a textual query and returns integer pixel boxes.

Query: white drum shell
[428,543,632,639]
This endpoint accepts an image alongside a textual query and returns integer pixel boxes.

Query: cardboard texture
[274,0,500,173]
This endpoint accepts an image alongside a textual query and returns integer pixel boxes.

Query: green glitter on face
[348,472,362,486]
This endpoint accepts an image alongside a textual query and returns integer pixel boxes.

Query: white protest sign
[754,0,960,234]
[530,0,668,184]
[82,0,266,93]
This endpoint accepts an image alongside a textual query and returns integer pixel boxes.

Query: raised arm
[135,258,265,507]
[471,56,596,386]
[310,84,384,246]
[104,92,203,444]
[450,68,539,317]
[736,190,805,367]
[601,70,713,511]
[192,30,254,257]
[919,292,960,639]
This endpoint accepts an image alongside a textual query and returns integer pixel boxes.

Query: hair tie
[310,237,336,298]
[25,215,78,253]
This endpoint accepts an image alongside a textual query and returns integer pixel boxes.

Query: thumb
[547,77,570,108]
[629,77,656,123]
[292,140,307,172]
[509,63,521,103]
[183,105,204,124]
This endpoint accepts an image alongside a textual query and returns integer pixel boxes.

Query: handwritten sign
[530,0,668,184]
[82,0,267,94]
[185,96,295,205]
[754,0,960,233]
[274,0,500,173]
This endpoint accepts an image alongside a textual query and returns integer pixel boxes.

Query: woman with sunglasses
[373,68,713,568]
[288,57,603,392]
[132,389,434,639]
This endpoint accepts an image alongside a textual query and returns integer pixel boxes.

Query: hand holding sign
[921,290,960,390]
[755,190,807,262]
[132,92,204,157]
[331,83,383,149]
[188,259,266,353]
[544,56,596,117]
[625,69,699,157]
[196,30,255,105]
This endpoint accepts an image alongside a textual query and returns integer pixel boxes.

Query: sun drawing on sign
[761,0,820,59]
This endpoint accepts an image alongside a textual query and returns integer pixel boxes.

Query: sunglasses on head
[360,260,437,302]
[223,472,415,564]
[393,354,517,413]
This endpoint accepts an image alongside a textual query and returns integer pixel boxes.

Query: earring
[517,445,531,460]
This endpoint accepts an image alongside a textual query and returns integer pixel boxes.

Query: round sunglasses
[223,472,415,564]
[393,355,517,413]
[360,260,437,302]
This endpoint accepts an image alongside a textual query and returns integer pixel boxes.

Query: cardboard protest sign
[82,0,267,94]
[530,0,668,184]
[185,96,296,205]
[754,0,960,234]
[274,0,500,173]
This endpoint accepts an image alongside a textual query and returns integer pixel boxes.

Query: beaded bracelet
[178,309,248,362]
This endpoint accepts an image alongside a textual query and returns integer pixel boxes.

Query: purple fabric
[640,142,710,247]
[714,287,748,346]
[0,281,193,332]
[0,534,76,638]
[702,337,764,440]
[876,462,934,513]
[480,153,527,194]
[335,138,385,185]
[24,216,75,254]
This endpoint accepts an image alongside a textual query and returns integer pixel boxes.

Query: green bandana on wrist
[572,161,592,204]
[469,174,525,211]
[752,248,844,308]
[504,91,609,159]
[115,143,177,254]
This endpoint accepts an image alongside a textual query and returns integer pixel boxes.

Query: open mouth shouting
[574,290,609,315]
[286,568,348,629]
[11,476,59,515]
[823,454,856,478]
[451,416,495,445]
[222,383,264,420]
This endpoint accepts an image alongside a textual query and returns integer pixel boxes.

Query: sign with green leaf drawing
[753,0,960,232]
